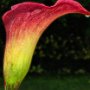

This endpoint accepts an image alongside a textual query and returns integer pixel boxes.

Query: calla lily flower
[2,0,90,90]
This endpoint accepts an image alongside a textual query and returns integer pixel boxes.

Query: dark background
[0,0,90,77]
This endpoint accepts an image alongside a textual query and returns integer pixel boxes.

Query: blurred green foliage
[1,75,90,90]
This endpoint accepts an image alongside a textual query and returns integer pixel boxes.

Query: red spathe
[2,0,90,41]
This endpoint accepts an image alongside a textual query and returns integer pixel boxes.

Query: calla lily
[2,0,90,90]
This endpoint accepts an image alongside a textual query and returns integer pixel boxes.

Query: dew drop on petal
[85,15,90,18]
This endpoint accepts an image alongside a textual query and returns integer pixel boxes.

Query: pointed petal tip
[54,0,90,15]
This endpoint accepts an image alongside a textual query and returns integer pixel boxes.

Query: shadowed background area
[0,0,90,90]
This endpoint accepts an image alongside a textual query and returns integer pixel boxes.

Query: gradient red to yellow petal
[2,0,90,89]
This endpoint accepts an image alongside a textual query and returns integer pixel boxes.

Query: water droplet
[85,15,90,18]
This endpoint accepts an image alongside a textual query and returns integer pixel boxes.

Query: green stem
[5,84,19,90]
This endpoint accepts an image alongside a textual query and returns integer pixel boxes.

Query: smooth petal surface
[2,0,90,89]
